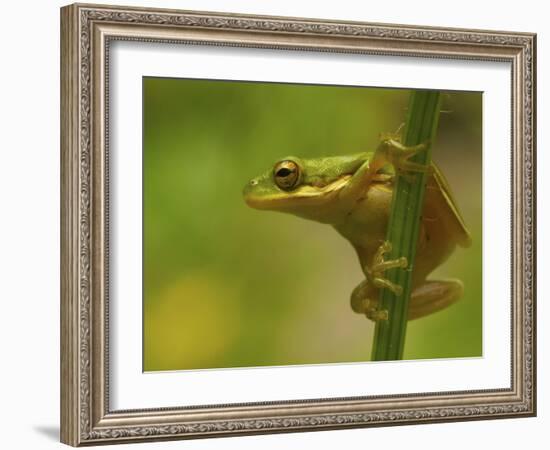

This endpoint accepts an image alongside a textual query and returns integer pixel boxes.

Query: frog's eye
[273,160,301,191]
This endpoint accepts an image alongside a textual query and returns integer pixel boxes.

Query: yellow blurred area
[144,273,241,371]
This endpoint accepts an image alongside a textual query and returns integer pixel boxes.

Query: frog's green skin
[243,139,472,321]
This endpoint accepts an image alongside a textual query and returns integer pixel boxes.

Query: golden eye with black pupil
[273,160,300,191]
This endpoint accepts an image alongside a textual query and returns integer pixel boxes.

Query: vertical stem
[371,90,441,361]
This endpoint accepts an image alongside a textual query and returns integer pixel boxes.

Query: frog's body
[243,138,471,321]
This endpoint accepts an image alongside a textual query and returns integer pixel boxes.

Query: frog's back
[426,163,472,248]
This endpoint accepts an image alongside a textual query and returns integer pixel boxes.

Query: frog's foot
[350,279,388,321]
[408,279,464,320]
[377,135,432,180]
[366,241,408,295]
[350,241,408,321]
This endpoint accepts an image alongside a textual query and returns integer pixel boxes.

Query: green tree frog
[243,136,471,321]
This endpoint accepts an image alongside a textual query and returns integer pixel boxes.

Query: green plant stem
[371,90,442,361]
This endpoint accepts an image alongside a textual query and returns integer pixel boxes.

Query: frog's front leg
[350,241,408,321]
[338,136,430,208]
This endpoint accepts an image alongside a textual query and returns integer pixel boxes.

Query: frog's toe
[371,256,408,275]
[365,308,388,322]
[372,277,403,296]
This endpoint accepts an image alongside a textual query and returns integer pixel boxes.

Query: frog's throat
[245,175,351,209]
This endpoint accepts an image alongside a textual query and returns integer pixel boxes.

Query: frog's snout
[243,178,259,195]
[242,178,259,201]
[244,177,269,210]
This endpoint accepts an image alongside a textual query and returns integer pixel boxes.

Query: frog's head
[243,154,367,223]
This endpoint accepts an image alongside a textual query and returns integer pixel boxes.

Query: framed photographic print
[60,3,536,446]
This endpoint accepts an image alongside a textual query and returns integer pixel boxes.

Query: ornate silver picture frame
[61,3,536,446]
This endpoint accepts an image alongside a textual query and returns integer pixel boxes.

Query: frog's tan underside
[336,164,471,320]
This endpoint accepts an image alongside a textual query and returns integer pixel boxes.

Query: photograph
[142,78,482,371]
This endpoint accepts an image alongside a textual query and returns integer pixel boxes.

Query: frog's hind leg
[350,279,389,321]
[408,280,464,320]
[350,241,409,322]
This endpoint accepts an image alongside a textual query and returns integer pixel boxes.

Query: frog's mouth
[244,175,351,210]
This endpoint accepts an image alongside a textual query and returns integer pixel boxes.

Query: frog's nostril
[250,179,259,186]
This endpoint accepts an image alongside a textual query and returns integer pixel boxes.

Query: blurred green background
[143,77,482,372]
